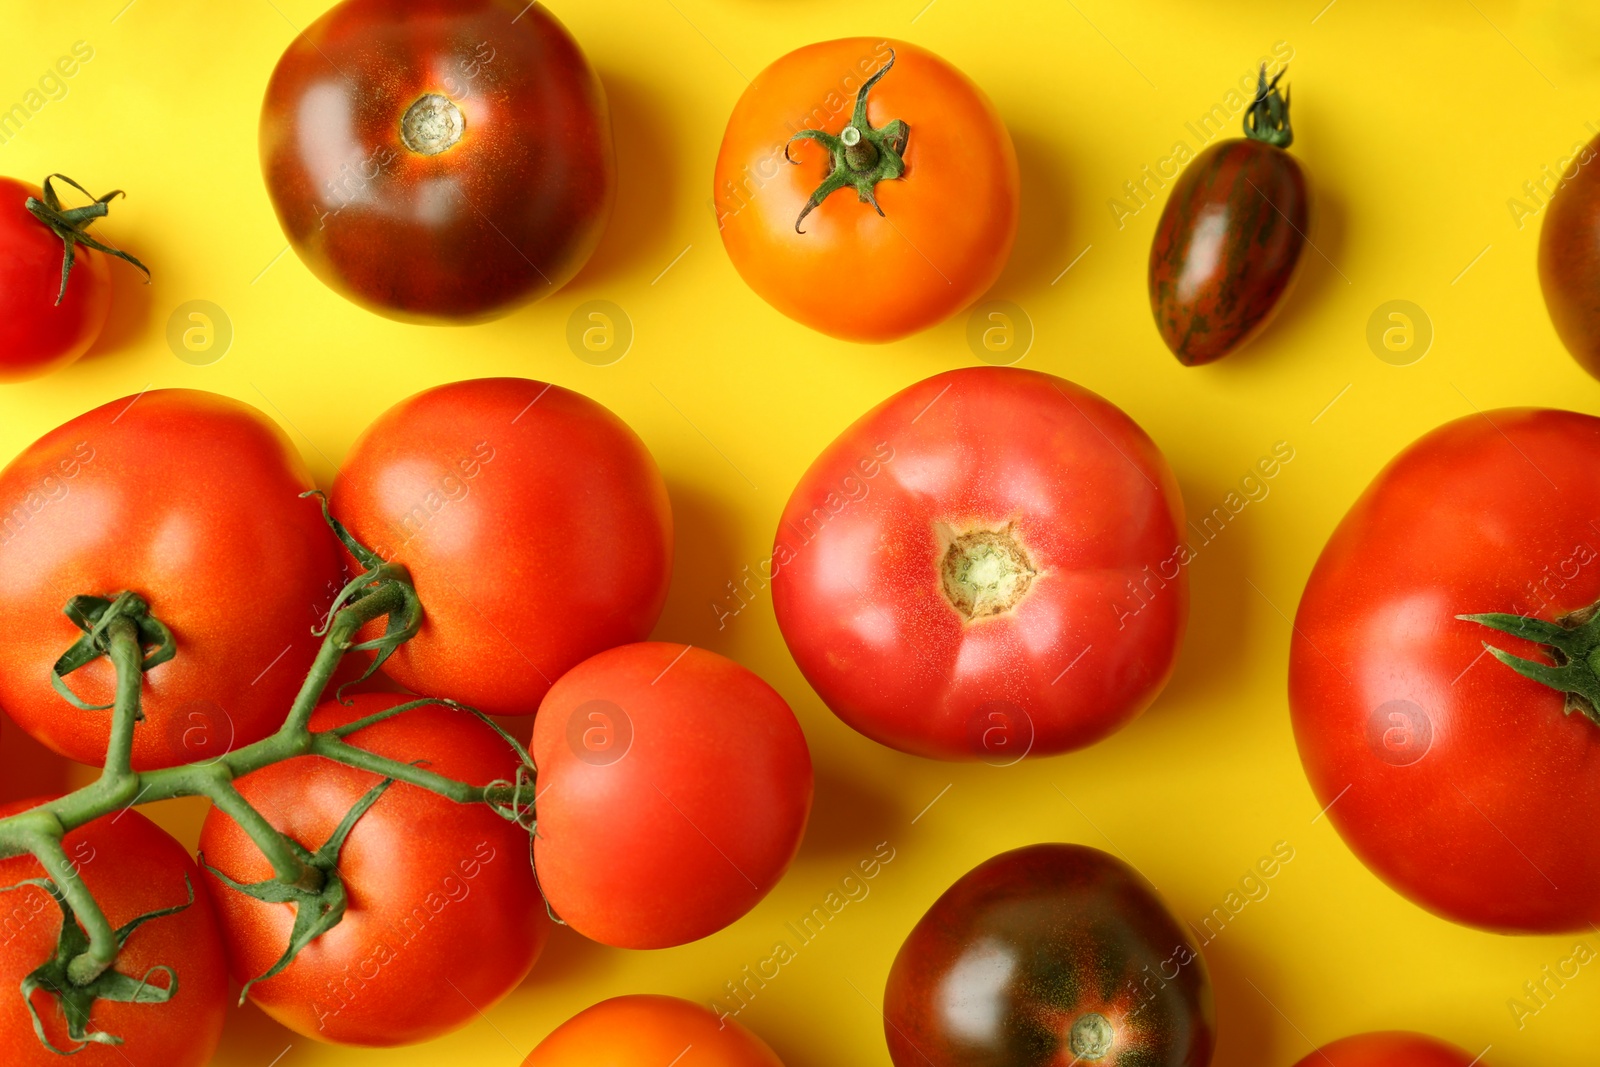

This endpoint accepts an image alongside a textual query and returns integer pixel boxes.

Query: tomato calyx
[785,49,910,233]
[23,174,150,305]
[1460,605,1600,725]
[0,873,194,1053]
[937,521,1039,620]
[1243,65,1293,149]
[50,591,175,714]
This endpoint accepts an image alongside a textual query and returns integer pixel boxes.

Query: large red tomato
[523,995,785,1067]
[332,378,672,717]
[261,0,613,322]
[1290,1032,1484,1067]
[715,38,1018,342]
[772,367,1187,761]
[198,694,548,1045]
[0,798,228,1066]
[1291,409,1600,932]
[0,390,342,769]
[531,642,812,948]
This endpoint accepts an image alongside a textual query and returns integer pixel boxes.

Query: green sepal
[202,777,393,1003]
[0,873,193,1053]
[1243,64,1293,148]
[786,49,911,233]
[23,174,150,305]
[1459,610,1600,726]
[51,592,176,712]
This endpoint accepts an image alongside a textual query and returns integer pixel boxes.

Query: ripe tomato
[261,0,614,322]
[0,175,137,382]
[531,642,812,948]
[884,843,1213,1067]
[1290,1032,1484,1067]
[1148,68,1307,365]
[0,390,342,769]
[715,38,1018,342]
[772,367,1186,761]
[0,798,228,1066]
[332,378,672,717]
[198,694,548,1045]
[523,995,785,1067]
[1291,409,1600,931]
[1539,130,1600,379]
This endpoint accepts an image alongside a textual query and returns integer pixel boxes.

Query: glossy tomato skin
[772,367,1186,761]
[1291,409,1600,932]
[0,798,228,1066]
[1539,132,1600,379]
[198,694,548,1045]
[0,177,111,381]
[0,390,342,769]
[261,0,614,322]
[531,642,812,949]
[1290,1032,1483,1067]
[884,844,1213,1067]
[332,378,672,717]
[1148,139,1308,365]
[523,995,786,1067]
[715,38,1019,342]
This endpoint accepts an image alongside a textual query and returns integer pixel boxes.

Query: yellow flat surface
[1,1,1597,1064]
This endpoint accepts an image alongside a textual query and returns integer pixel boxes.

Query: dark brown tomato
[1148,139,1308,366]
[1539,132,1600,379]
[884,844,1213,1067]
[261,0,614,323]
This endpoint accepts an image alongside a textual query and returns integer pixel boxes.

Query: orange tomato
[523,995,784,1067]
[714,38,1019,343]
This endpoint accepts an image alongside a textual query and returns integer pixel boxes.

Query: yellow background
[1,0,1597,1064]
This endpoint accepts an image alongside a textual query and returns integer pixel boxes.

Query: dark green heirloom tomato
[1148,68,1308,366]
[883,844,1213,1067]
[1538,130,1600,381]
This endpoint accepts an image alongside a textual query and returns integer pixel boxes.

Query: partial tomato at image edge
[522,994,785,1066]
[1289,1031,1487,1067]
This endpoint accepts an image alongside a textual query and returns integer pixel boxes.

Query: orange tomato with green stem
[715,38,1019,343]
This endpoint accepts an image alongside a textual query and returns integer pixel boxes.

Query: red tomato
[1291,409,1600,931]
[531,642,812,948]
[523,995,785,1067]
[0,390,342,769]
[332,378,672,716]
[261,0,614,322]
[198,694,548,1045]
[715,38,1018,342]
[1290,1032,1484,1067]
[0,177,112,381]
[0,798,228,1066]
[772,367,1187,761]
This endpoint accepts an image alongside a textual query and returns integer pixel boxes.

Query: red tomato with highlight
[532,642,812,948]
[0,798,228,1066]
[772,367,1187,761]
[0,390,342,769]
[1291,409,1600,932]
[1290,1032,1485,1067]
[198,694,548,1045]
[261,0,614,322]
[523,995,786,1067]
[0,177,111,382]
[332,378,673,717]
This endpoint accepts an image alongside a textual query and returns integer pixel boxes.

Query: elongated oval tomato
[1291,1032,1485,1067]
[1291,409,1600,932]
[884,843,1213,1067]
[772,367,1186,761]
[523,995,785,1067]
[1538,130,1600,379]
[0,798,228,1066]
[0,177,111,382]
[531,642,812,948]
[332,378,673,717]
[261,0,614,322]
[0,390,342,769]
[715,38,1018,342]
[1148,70,1308,365]
[198,694,548,1045]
